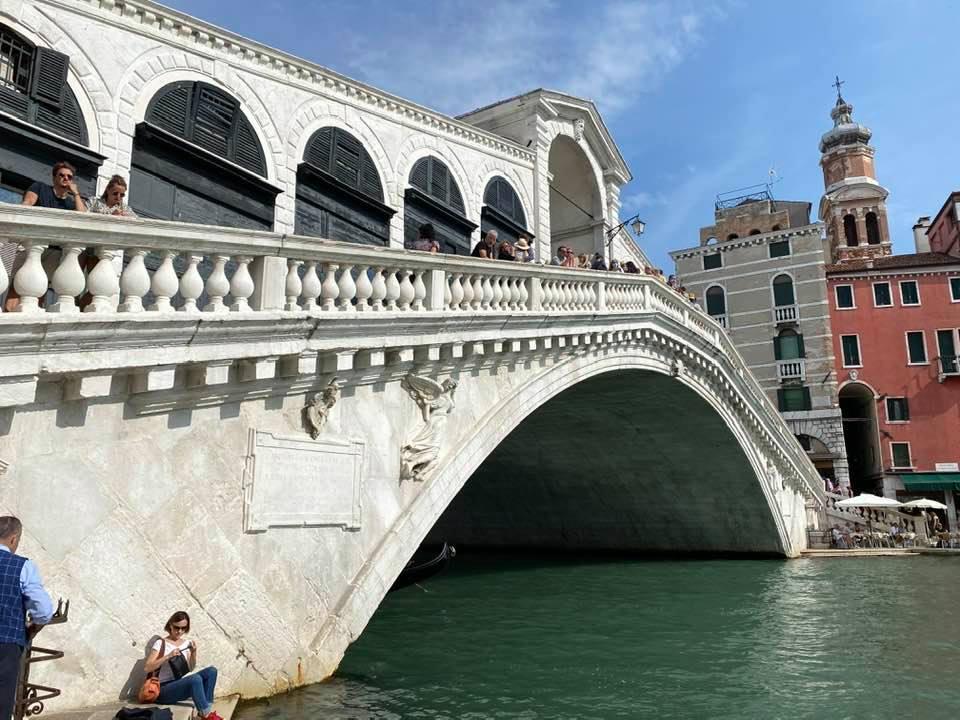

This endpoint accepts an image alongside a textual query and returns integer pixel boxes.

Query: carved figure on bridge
[305,378,342,439]
[400,374,458,482]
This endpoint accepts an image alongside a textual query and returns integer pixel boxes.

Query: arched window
[0,23,102,201]
[843,214,858,247]
[130,81,278,229]
[772,274,795,307]
[295,126,394,246]
[727,233,739,241]
[771,225,782,231]
[774,328,805,360]
[705,236,718,245]
[749,229,762,236]
[865,212,881,245]
[481,176,530,245]
[404,156,476,254]
[705,285,726,317]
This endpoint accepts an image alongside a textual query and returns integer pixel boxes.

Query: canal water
[237,552,960,719]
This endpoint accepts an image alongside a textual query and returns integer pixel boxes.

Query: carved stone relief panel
[243,430,363,532]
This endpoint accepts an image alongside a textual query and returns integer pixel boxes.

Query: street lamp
[605,213,645,251]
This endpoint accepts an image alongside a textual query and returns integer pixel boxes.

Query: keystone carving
[304,378,342,439]
[573,118,585,142]
[400,374,458,482]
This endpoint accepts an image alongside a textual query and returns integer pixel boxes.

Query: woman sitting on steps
[143,611,222,720]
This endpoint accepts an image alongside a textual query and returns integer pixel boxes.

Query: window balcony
[777,360,805,382]
[773,304,798,325]
[710,313,727,329]
[938,355,960,380]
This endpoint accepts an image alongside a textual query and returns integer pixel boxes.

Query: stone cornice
[826,265,960,281]
[669,224,823,260]
[60,0,535,164]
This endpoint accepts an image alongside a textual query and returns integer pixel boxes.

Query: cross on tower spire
[833,75,845,101]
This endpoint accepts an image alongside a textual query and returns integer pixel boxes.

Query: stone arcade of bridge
[0,206,823,711]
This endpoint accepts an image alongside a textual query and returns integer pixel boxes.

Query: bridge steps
[41,694,238,720]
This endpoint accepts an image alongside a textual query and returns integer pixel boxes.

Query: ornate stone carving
[573,118,585,142]
[400,374,458,482]
[305,378,342,439]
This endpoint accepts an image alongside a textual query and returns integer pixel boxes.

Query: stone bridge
[0,205,823,709]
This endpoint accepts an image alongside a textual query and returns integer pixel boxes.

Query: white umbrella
[901,498,949,510]
[836,493,903,508]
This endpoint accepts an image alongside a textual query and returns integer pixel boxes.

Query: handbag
[167,652,190,680]
[137,640,164,703]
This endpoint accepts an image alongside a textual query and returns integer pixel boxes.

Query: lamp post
[605,213,645,254]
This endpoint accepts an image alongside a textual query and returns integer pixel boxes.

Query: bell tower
[818,78,891,264]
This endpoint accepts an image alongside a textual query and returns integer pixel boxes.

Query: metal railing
[939,355,959,377]
[15,599,70,720]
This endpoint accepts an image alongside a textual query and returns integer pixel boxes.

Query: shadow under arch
[429,369,783,554]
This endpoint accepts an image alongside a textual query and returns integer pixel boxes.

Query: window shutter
[29,47,69,109]
[35,90,85,144]
[234,116,266,176]
[0,86,29,120]
[306,127,334,170]
[773,336,782,361]
[902,398,910,421]
[410,158,429,192]
[191,86,233,157]
[360,157,383,201]
[449,179,465,214]
[484,180,497,206]
[430,160,448,201]
[148,83,191,138]
[332,130,361,187]
[777,389,786,411]
[802,387,811,410]
[798,334,806,358]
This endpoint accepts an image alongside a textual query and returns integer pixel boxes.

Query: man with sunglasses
[21,161,87,213]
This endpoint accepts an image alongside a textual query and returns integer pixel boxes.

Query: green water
[238,552,960,719]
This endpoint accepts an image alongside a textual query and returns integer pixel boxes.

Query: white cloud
[335,0,718,117]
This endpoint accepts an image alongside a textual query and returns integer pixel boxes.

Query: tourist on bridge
[87,175,138,218]
[406,223,440,253]
[498,240,516,261]
[514,235,533,263]
[143,611,222,720]
[472,230,498,259]
[0,516,54,720]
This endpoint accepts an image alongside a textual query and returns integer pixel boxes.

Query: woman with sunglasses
[143,611,222,720]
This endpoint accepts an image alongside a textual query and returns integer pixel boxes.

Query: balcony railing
[773,304,798,324]
[939,355,960,379]
[776,360,805,381]
[709,313,727,328]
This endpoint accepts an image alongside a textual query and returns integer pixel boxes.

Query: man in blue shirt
[0,516,53,720]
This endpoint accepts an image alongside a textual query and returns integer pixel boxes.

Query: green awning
[900,473,960,492]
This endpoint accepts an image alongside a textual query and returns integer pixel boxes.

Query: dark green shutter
[448,179,465,214]
[773,336,782,361]
[233,116,266,177]
[305,127,334,169]
[798,334,806,358]
[332,130,361,187]
[0,86,29,120]
[410,158,429,192]
[191,85,233,157]
[29,47,69,109]
[802,387,811,410]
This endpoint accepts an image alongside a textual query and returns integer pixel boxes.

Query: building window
[705,285,726,318]
[482,176,530,246]
[843,214,858,247]
[404,155,475,254]
[796,434,813,452]
[865,212,881,244]
[703,253,722,270]
[777,386,811,412]
[905,331,927,364]
[772,274,795,306]
[841,334,861,367]
[886,397,910,423]
[937,329,958,374]
[769,240,790,258]
[774,329,805,360]
[950,277,960,303]
[749,229,762,236]
[872,282,892,307]
[899,280,920,306]
[890,442,912,469]
[835,284,855,309]
[726,233,739,241]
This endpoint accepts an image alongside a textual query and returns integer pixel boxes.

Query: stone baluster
[450,273,464,311]
[480,275,493,310]
[490,274,503,310]
[548,281,558,310]
[284,259,303,312]
[460,274,474,310]
[11,242,49,313]
[384,268,400,310]
[148,251,178,312]
[471,274,483,310]
[117,249,150,313]
[202,254,231,312]
[541,280,552,311]
[504,277,516,310]
[337,265,357,311]
[370,267,386,311]
[397,270,415,311]
[411,269,426,311]
[300,260,321,311]
[49,245,86,313]
[230,256,255,311]
[558,282,569,310]
[355,266,373,311]
[518,277,529,309]
[179,254,204,312]
[84,248,120,313]
[320,262,339,311]
[576,282,586,310]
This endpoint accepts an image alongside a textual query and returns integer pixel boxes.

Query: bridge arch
[314,341,809,663]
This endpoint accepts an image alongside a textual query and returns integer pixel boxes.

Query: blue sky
[164,0,960,270]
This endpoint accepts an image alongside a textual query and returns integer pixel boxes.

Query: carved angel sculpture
[305,378,342,439]
[400,374,458,482]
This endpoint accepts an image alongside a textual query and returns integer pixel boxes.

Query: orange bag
[138,639,165,703]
